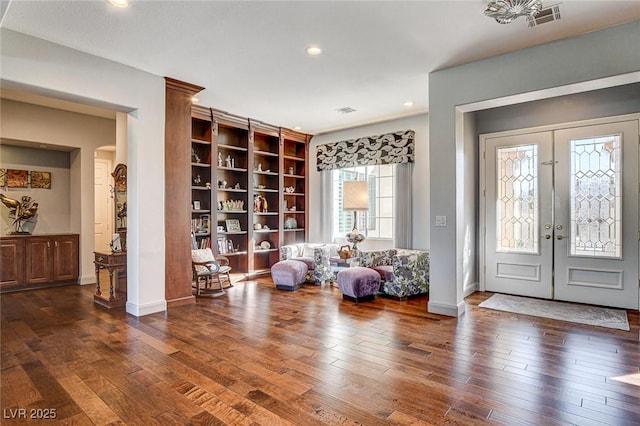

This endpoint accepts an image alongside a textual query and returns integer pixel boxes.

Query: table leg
[108,269,115,301]
[95,264,102,296]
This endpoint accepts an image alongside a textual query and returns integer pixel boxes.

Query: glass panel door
[483,119,639,310]
[554,120,638,309]
[484,132,554,299]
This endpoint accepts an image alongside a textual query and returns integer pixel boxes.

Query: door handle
[544,234,552,239]
[556,235,566,240]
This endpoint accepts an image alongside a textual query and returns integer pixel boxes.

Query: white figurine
[225,155,232,168]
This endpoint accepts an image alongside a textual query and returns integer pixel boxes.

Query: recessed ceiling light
[109,0,128,8]
[403,101,414,107]
[305,45,323,56]
[293,126,302,131]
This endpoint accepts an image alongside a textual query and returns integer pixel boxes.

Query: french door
[482,119,639,309]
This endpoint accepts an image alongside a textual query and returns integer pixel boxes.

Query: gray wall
[0,145,72,234]
[2,28,167,316]
[477,83,640,134]
[428,20,640,317]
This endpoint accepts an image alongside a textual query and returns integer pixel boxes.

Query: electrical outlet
[435,216,447,227]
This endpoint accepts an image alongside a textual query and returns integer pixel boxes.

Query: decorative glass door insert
[496,144,539,254]
[569,135,622,258]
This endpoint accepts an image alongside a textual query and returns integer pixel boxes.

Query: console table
[94,251,127,308]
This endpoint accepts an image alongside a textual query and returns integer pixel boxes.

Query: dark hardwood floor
[1,278,639,425]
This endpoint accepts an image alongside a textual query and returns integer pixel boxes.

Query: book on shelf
[191,233,211,250]
[216,238,235,254]
[190,215,211,234]
[198,237,211,249]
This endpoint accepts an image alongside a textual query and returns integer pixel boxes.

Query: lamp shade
[342,180,369,211]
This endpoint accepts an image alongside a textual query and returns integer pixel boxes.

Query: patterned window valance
[316,129,415,171]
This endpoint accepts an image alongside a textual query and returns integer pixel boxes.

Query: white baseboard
[126,300,166,317]
[78,275,95,285]
[463,281,479,298]
[428,300,466,317]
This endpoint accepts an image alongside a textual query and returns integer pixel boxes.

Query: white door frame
[479,113,640,309]
[94,157,114,252]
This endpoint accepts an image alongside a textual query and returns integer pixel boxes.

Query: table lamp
[343,180,369,255]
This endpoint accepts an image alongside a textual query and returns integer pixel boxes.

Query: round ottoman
[271,260,308,291]
[337,267,380,302]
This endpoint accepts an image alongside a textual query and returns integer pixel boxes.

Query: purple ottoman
[337,267,380,302]
[271,260,308,291]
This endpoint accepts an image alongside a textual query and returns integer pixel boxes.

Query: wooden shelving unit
[191,119,213,250]
[281,130,309,247]
[165,78,309,299]
[188,108,310,277]
[214,120,250,273]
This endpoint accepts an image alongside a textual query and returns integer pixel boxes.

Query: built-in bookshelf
[251,128,281,274]
[214,121,250,273]
[191,118,213,251]
[282,131,308,247]
[190,107,309,277]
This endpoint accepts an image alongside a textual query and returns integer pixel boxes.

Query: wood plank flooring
[1,278,639,425]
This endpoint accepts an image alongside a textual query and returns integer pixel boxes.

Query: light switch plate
[435,216,447,227]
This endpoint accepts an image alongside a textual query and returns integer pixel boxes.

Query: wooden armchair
[191,248,232,296]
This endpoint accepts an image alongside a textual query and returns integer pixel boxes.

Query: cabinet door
[52,235,79,282]
[25,237,52,284]
[0,238,25,289]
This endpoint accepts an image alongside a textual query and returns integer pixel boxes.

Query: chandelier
[485,0,543,24]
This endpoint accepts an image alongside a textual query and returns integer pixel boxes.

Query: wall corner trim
[126,300,167,317]
[428,300,466,317]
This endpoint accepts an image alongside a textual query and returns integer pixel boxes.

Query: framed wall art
[30,171,52,189]
[7,169,28,188]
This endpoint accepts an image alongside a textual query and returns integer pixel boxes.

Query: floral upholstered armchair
[360,248,430,298]
[280,243,340,284]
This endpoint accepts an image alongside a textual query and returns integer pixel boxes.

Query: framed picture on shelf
[193,201,201,210]
[225,219,241,232]
[200,214,211,233]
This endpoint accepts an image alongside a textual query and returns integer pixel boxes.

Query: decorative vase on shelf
[284,217,298,230]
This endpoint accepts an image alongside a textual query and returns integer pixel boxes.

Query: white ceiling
[1,0,638,134]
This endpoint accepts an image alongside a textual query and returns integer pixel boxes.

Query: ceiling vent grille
[527,3,562,27]
[336,107,356,114]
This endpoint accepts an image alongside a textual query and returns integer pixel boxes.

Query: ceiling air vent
[527,3,562,28]
[336,107,356,114]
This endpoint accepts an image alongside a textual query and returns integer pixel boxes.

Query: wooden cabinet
[0,237,24,288]
[0,234,79,292]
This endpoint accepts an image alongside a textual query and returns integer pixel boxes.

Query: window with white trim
[332,164,395,240]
